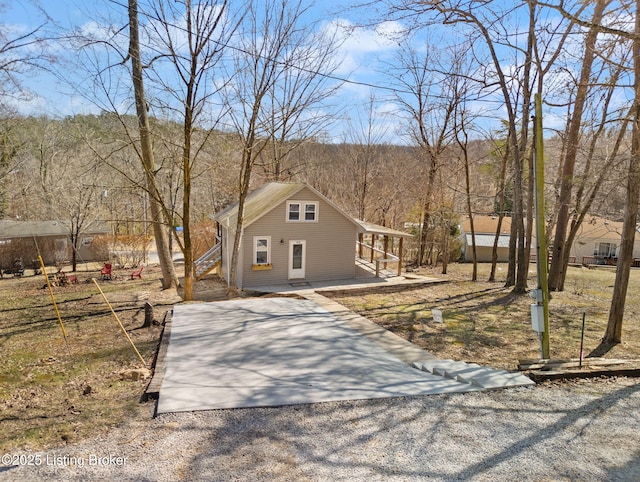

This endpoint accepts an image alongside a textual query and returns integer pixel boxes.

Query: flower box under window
[252,263,273,271]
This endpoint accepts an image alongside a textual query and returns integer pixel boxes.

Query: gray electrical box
[531,304,545,333]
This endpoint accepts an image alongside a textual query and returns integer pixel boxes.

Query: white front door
[288,240,306,279]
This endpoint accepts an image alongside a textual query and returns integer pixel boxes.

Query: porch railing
[356,241,401,277]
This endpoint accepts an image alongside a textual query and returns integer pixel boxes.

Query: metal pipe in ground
[92,278,147,367]
[579,309,586,369]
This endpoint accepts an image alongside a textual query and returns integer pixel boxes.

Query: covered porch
[354,220,412,278]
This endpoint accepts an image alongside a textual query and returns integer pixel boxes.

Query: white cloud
[326,18,404,77]
[333,18,403,54]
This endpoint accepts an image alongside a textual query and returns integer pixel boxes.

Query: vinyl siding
[240,187,357,287]
[464,246,509,263]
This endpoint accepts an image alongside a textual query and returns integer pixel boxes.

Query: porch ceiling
[355,220,413,238]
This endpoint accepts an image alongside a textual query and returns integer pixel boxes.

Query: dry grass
[328,263,640,370]
[0,264,180,452]
[3,260,639,452]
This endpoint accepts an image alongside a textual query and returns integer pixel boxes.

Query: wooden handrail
[355,241,399,261]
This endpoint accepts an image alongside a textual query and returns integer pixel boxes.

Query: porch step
[412,359,535,390]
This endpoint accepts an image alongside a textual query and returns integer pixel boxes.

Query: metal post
[534,93,551,359]
[579,309,586,368]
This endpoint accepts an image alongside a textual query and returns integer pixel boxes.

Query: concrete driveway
[157,298,479,414]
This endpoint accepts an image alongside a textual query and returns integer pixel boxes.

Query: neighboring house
[460,214,640,265]
[0,220,110,271]
[460,215,512,263]
[569,215,640,265]
[202,182,411,289]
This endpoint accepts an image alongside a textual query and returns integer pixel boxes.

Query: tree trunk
[441,220,449,275]
[549,0,607,292]
[418,156,438,266]
[601,0,640,347]
[70,230,78,272]
[128,0,177,290]
[228,142,255,292]
[512,5,536,295]
[465,173,477,281]
[142,301,154,328]
[489,139,509,282]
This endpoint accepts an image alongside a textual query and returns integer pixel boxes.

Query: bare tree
[453,88,478,279]
[141,0,240,300]
[221,0,342,290]
[0,3,52,219]
[548,0,612,291]
[0,3,52,100]
[255,17,343,182]
[128,0,178,289]
[338,95,388,221]
[488,132,511,282]
[540,0,640,349]
[602,0,640,349]
[386,39,458,266]
[376,0,578,293]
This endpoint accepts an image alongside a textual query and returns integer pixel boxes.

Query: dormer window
[287,201,317,222]
[288,202,300,221]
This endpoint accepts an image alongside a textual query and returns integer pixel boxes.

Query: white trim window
[253,236,271,265]
[594,242,617,257]
[287,201,318,222]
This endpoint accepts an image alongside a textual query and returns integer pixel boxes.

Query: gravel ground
[2,377,639,481]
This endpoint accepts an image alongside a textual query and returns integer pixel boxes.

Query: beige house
[460,215,513,262]
[203,182,411,289]
[460,214,640,265]
[569,215,640,265]
[0,219,110,273]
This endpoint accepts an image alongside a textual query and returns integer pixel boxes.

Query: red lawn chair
[100,263,112,280]
[130,264,144,280]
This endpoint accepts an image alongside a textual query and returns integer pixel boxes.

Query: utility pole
[532,93,551,359]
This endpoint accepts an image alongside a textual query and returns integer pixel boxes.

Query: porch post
[383,235,389,269]
[370,234,376,263]
[358,232,363,258]
[398,237,404,276]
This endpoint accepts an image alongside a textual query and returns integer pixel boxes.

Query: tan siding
[465,246,509,263]
[241,187,356,287]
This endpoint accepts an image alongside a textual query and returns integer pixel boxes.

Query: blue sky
[4,0,415,143]
[4,1,631,144]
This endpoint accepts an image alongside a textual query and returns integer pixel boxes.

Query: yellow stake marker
[92,278,147,367]
[38,255,68,340]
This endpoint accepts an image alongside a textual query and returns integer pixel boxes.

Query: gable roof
[213,182,316,229]
[575,215,640,241]
[0,220,110,239]
[460,214,640,243]
[461,215,512,235]
[213,182,412,237]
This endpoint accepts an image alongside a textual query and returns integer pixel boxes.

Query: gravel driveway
[2,378,639,481]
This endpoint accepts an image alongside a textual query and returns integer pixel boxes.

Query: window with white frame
[594,242,617,257]
[288,202,300,221]
[253,236,271,265]
[304,203,316,221]
[287,201,317,222]
[82,236,93,247]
